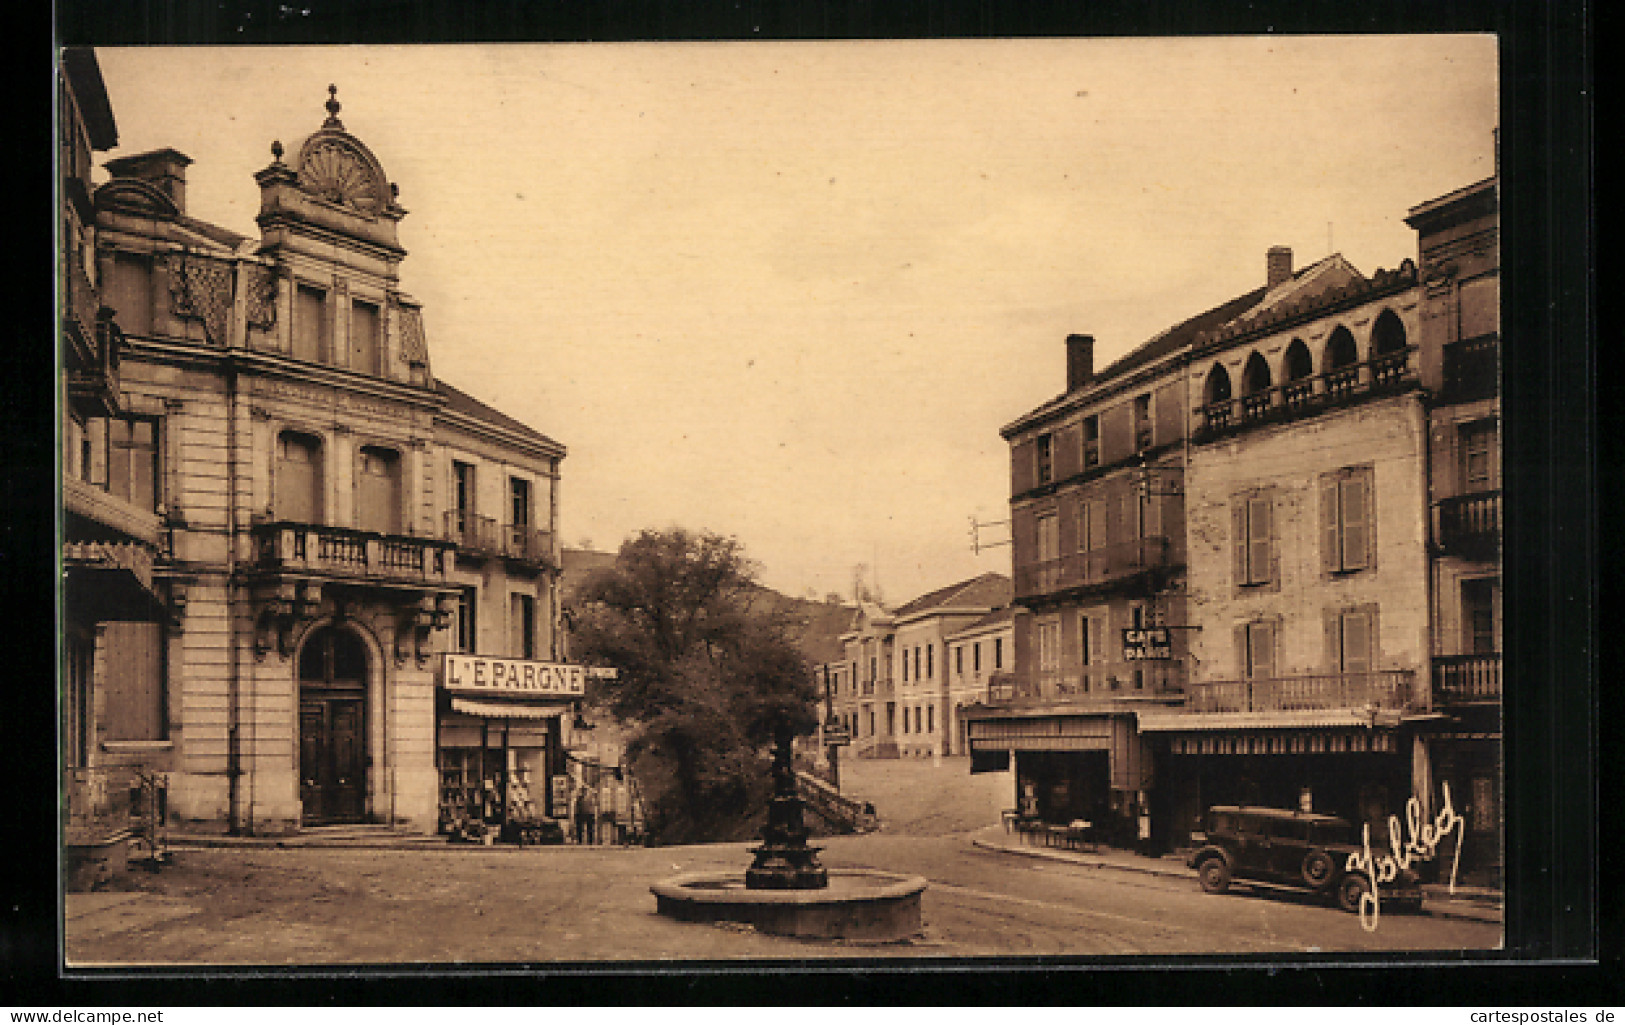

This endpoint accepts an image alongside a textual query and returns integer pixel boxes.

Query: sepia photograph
[56,34,1511,969]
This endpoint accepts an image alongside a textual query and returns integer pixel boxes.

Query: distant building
[61,58,575,844]
[822,573,1011,759]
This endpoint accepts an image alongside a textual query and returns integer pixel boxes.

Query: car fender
[1188,844,1231,870]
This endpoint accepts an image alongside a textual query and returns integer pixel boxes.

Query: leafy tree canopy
[570,529,819,842]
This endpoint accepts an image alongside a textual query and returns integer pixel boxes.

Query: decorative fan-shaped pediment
[295,135,390,215]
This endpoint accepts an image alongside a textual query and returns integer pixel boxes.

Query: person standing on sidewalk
[574,786,597,845]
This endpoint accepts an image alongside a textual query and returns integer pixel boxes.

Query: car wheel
[1337,872,1371,913]
[1198,858,1231,894]
[1301,850,1334,888]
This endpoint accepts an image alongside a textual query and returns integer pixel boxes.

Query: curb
[969,835,1503,925]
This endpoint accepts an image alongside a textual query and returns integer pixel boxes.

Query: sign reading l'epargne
[442,654,586,697]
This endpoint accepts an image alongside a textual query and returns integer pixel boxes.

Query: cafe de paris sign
[441,653,597,697]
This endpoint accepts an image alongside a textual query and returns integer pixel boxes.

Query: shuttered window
[1321,466,1375,573]
[294,284,327,363]
[1232,491,1275,587]
[1036,433,1054,485]
[103,622,165,741]
[1082,416,1100,468]
[1324,605,1380,674]
[276,431,323,523]
[1037,618,1061,672]
[511,593,535,659]
[1236,619,1276,679]
[357,446,402,534]
[350,300,381,375]
[1461,422,1499,491]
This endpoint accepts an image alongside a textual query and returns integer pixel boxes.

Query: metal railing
[505,525,556,567]
[443,511,501,554]
[1433,654,1501,702]
[1183,670,1419,713]
[1014,536,1171,600]
[1200,348,1415,436]
[252,521,453,584]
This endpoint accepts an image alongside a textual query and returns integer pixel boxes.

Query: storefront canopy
[449,697,568,720]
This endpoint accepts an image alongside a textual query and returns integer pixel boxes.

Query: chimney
[1066,334,1095,392]
[103,148,193,214]
[1267,245,1293,289]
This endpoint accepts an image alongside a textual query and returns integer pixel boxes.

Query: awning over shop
[449,697,568,720]
[966,712,1150,789]
[1135,709,1384,732]
[1160,728,1399,757]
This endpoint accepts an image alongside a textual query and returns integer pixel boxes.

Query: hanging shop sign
[1122,627,1172,661]
[442,653,587,697]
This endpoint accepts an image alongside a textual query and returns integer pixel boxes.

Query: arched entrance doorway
[298,625,369,825]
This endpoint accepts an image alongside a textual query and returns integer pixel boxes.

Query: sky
[92,37,1498,603]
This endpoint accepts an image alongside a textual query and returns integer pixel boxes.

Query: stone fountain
[651,725,926,941]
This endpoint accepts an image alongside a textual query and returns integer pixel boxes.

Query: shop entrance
[298,626,368,825]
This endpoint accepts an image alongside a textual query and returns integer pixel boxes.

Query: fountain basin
[651,869,927,941]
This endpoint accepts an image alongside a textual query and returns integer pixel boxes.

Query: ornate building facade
[62,58,571,842]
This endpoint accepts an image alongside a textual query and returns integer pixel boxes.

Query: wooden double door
[299,627,368,825]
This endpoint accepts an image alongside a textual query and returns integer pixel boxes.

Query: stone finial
[323,84,344,129]
[271,139,284,163]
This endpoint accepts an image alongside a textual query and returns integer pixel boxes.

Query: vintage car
[1185,805,1424,913]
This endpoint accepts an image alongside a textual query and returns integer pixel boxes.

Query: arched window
[1324,326,1359,397]
[276,430,324,523]
[1284,339,1314,407]
[1203,364,1234,430]
[1370,309,1410,386]
[1240,353,1272,420]
[1371,309,1407,355]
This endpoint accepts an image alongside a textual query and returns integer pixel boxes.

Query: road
[65,754,1499,965]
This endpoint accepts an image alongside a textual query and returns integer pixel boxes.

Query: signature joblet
[1343,782,1467,932]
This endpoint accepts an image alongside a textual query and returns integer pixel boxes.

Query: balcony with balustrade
[504,524,557,570]
[249,521,455,590]
[1014,537,1172,603]
[1433,490,1501,561]
[1182,670,1421,715]
[442,510,500,557]
[1432,654,1500,704]
[1197,347,1418,441]
[64,260,122,418]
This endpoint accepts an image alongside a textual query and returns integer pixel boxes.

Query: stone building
[1406,174,1502,881]
[62,63,573,840]
[973,211,1502,862]
[822,573,1010,759]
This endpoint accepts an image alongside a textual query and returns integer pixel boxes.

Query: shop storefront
[436,653,585,843]
[965,710,1154,849]
[1141,714,1412,852]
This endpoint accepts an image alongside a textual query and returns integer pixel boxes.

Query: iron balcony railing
[1184,670,1420,714]
[984,666,1186,706]
[1202,347,1416,436]
[1432,654,1501,703]
[252,521,454,585]
[505,525,556,568]
[1433,490,1501,559]
[442,511,501,554]
[1014,536,1171,601]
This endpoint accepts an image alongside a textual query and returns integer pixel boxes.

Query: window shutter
[1321,475,1341,573]
[1091,613,1104,671]
[1123,491,1140,542]
[1233,499,1250,585]
[1250,620,1276,679]
[1234,622,1250,678]
[1324,608,1341,671]
[1089,498,1108,550]
[1144,493,1162,539]
[1248,495,1272,585]
[1340,474,1369,570]
[1341,610,1372,674]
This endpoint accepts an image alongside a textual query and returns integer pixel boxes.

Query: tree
[570,529,819,844]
